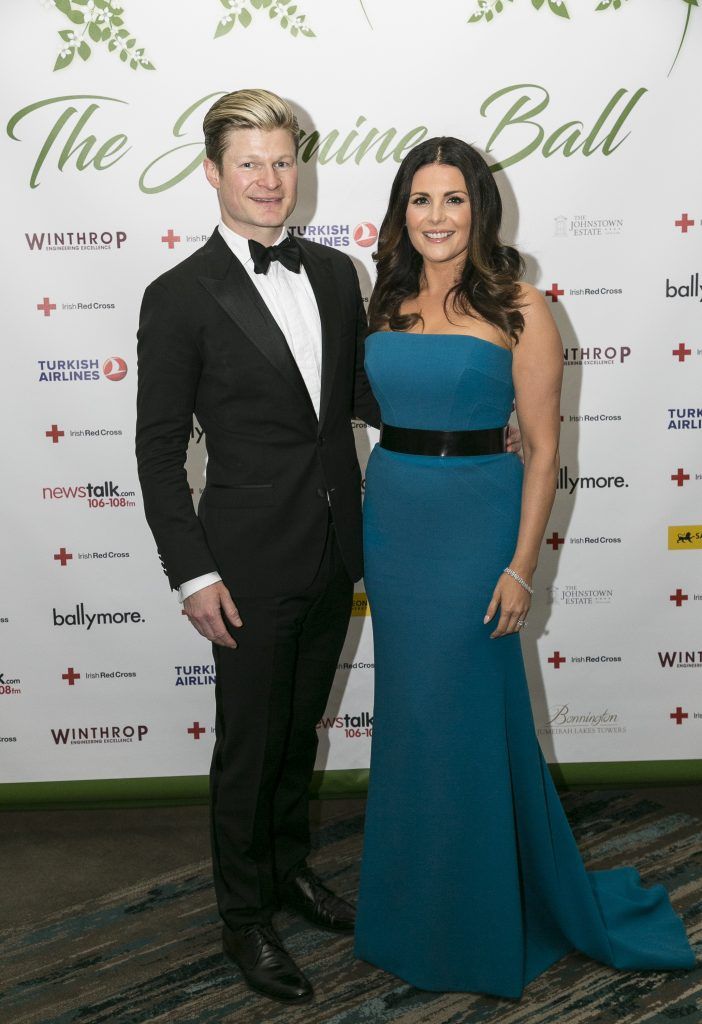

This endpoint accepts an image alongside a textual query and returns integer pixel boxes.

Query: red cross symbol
[675,213,695,233]
[45,424,65,444]
[161,229,181,249]
[670,588,688,607]
[37,297,56,317]
[672,343,692,362]
[670,706,688,725]
[548,651,566,669]
[671,468,690,487]
[187,721,206,740]
[54,547,73,567]
[545,283,565,303]
[62,667,80,686]
[546,531,565,550]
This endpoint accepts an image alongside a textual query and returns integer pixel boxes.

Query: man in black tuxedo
[136,89,380,1004]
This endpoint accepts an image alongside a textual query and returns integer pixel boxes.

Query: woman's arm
[484,283,563,637]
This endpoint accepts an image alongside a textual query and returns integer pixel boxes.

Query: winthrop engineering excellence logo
[51,724,148,745]
[658,650,702,670]
[25,230,127,251]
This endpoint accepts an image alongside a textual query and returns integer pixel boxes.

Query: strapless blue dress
[354,332,694,996]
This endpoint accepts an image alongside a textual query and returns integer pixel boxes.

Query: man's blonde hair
[203,89,300,168]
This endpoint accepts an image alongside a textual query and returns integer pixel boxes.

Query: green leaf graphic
[41,0,155,72]
[213,0,316,40]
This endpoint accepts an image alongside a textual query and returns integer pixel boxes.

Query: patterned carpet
[1,791,701,1024]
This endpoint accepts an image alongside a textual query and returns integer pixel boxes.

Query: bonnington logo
[668,408,702,430]
[557,466,628,494]
[175,664,215,686]
[563,346,631,366]
[539,705,625,735]
[318,711,373,739]
[52,603,145,629]
[548,585,613,607]
[38,357,128,383]
[51,724,148,746]
[6,84,647,193]
[0,671,21,696]
[42,481,136,509]
[668,525,702,550]
[554,214,623,238]
[25,230,127,252]
[658,650,702,670]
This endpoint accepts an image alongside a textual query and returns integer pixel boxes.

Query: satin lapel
[198,230,316,415]
[300,242,340,429]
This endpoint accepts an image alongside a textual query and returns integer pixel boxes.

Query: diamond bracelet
[503,567,534,595]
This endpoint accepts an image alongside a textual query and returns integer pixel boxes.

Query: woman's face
[405,162,471,268]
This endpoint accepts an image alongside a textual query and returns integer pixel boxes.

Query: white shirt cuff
[179,572,222,603]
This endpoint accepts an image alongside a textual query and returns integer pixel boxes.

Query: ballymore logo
[668,525,702,550]
[52,603,145,629]
[666,274,702,302]
[658,650,702,670]
[51,724,149,745]
[557,466,628,494]
[42,481,136,508]
[25,230,127,251]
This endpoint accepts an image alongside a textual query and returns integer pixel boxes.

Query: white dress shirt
[179,222,323,603]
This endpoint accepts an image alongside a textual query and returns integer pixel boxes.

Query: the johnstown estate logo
[51,724,148,745]
[52,603,145,629]
[548,585,613,607]
[538,705,625,735]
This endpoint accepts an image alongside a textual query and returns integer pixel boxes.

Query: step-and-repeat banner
[1,0,700,803]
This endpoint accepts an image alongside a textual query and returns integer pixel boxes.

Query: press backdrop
[1,0,701,805]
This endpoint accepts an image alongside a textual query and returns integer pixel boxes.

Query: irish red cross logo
[546,532,565,550]
[672,343,691,362]
[670,707,688,725]
[545,283,564,302]
[45,424,64,444]
[188,721,206,740]
[62,667,80,686]
[671,468,690,487]
[54,547,72,566]
[670,589,688,607]
[37,297,56,317]
[548,651,566,669]
[674,213,694,233]
[161,229,181,249]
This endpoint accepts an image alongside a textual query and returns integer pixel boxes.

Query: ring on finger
[517,618,527,629]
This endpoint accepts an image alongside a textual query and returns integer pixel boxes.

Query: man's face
[204,127,298,244]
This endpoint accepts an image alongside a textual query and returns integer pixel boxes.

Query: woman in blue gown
[354,137,694,997]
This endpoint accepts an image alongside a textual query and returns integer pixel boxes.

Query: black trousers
[210,520,353,927]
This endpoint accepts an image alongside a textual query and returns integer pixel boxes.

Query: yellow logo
[668,526,702,550]
[351,592,370,616]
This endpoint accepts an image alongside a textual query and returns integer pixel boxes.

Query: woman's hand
[483,574,531,638]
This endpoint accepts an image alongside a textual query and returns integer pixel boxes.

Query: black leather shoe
[280,866,356,932]
[222,923,313,1004]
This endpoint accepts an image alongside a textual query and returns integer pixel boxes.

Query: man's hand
[183,581,243,648]
[505,424,523,461]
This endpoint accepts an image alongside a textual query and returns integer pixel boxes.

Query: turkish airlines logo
[353,222,377,248]
[103,357,128,381]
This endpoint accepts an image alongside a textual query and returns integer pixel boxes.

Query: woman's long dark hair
[368,137,525,345]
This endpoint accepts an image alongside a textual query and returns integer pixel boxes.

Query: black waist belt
[379,423,506,457]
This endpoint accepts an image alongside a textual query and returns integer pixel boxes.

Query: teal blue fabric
[354,333,695,997]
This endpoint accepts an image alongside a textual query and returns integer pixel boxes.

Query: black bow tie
[249,235,301,275]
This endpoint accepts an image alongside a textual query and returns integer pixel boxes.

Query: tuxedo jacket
[135,227,380,597]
